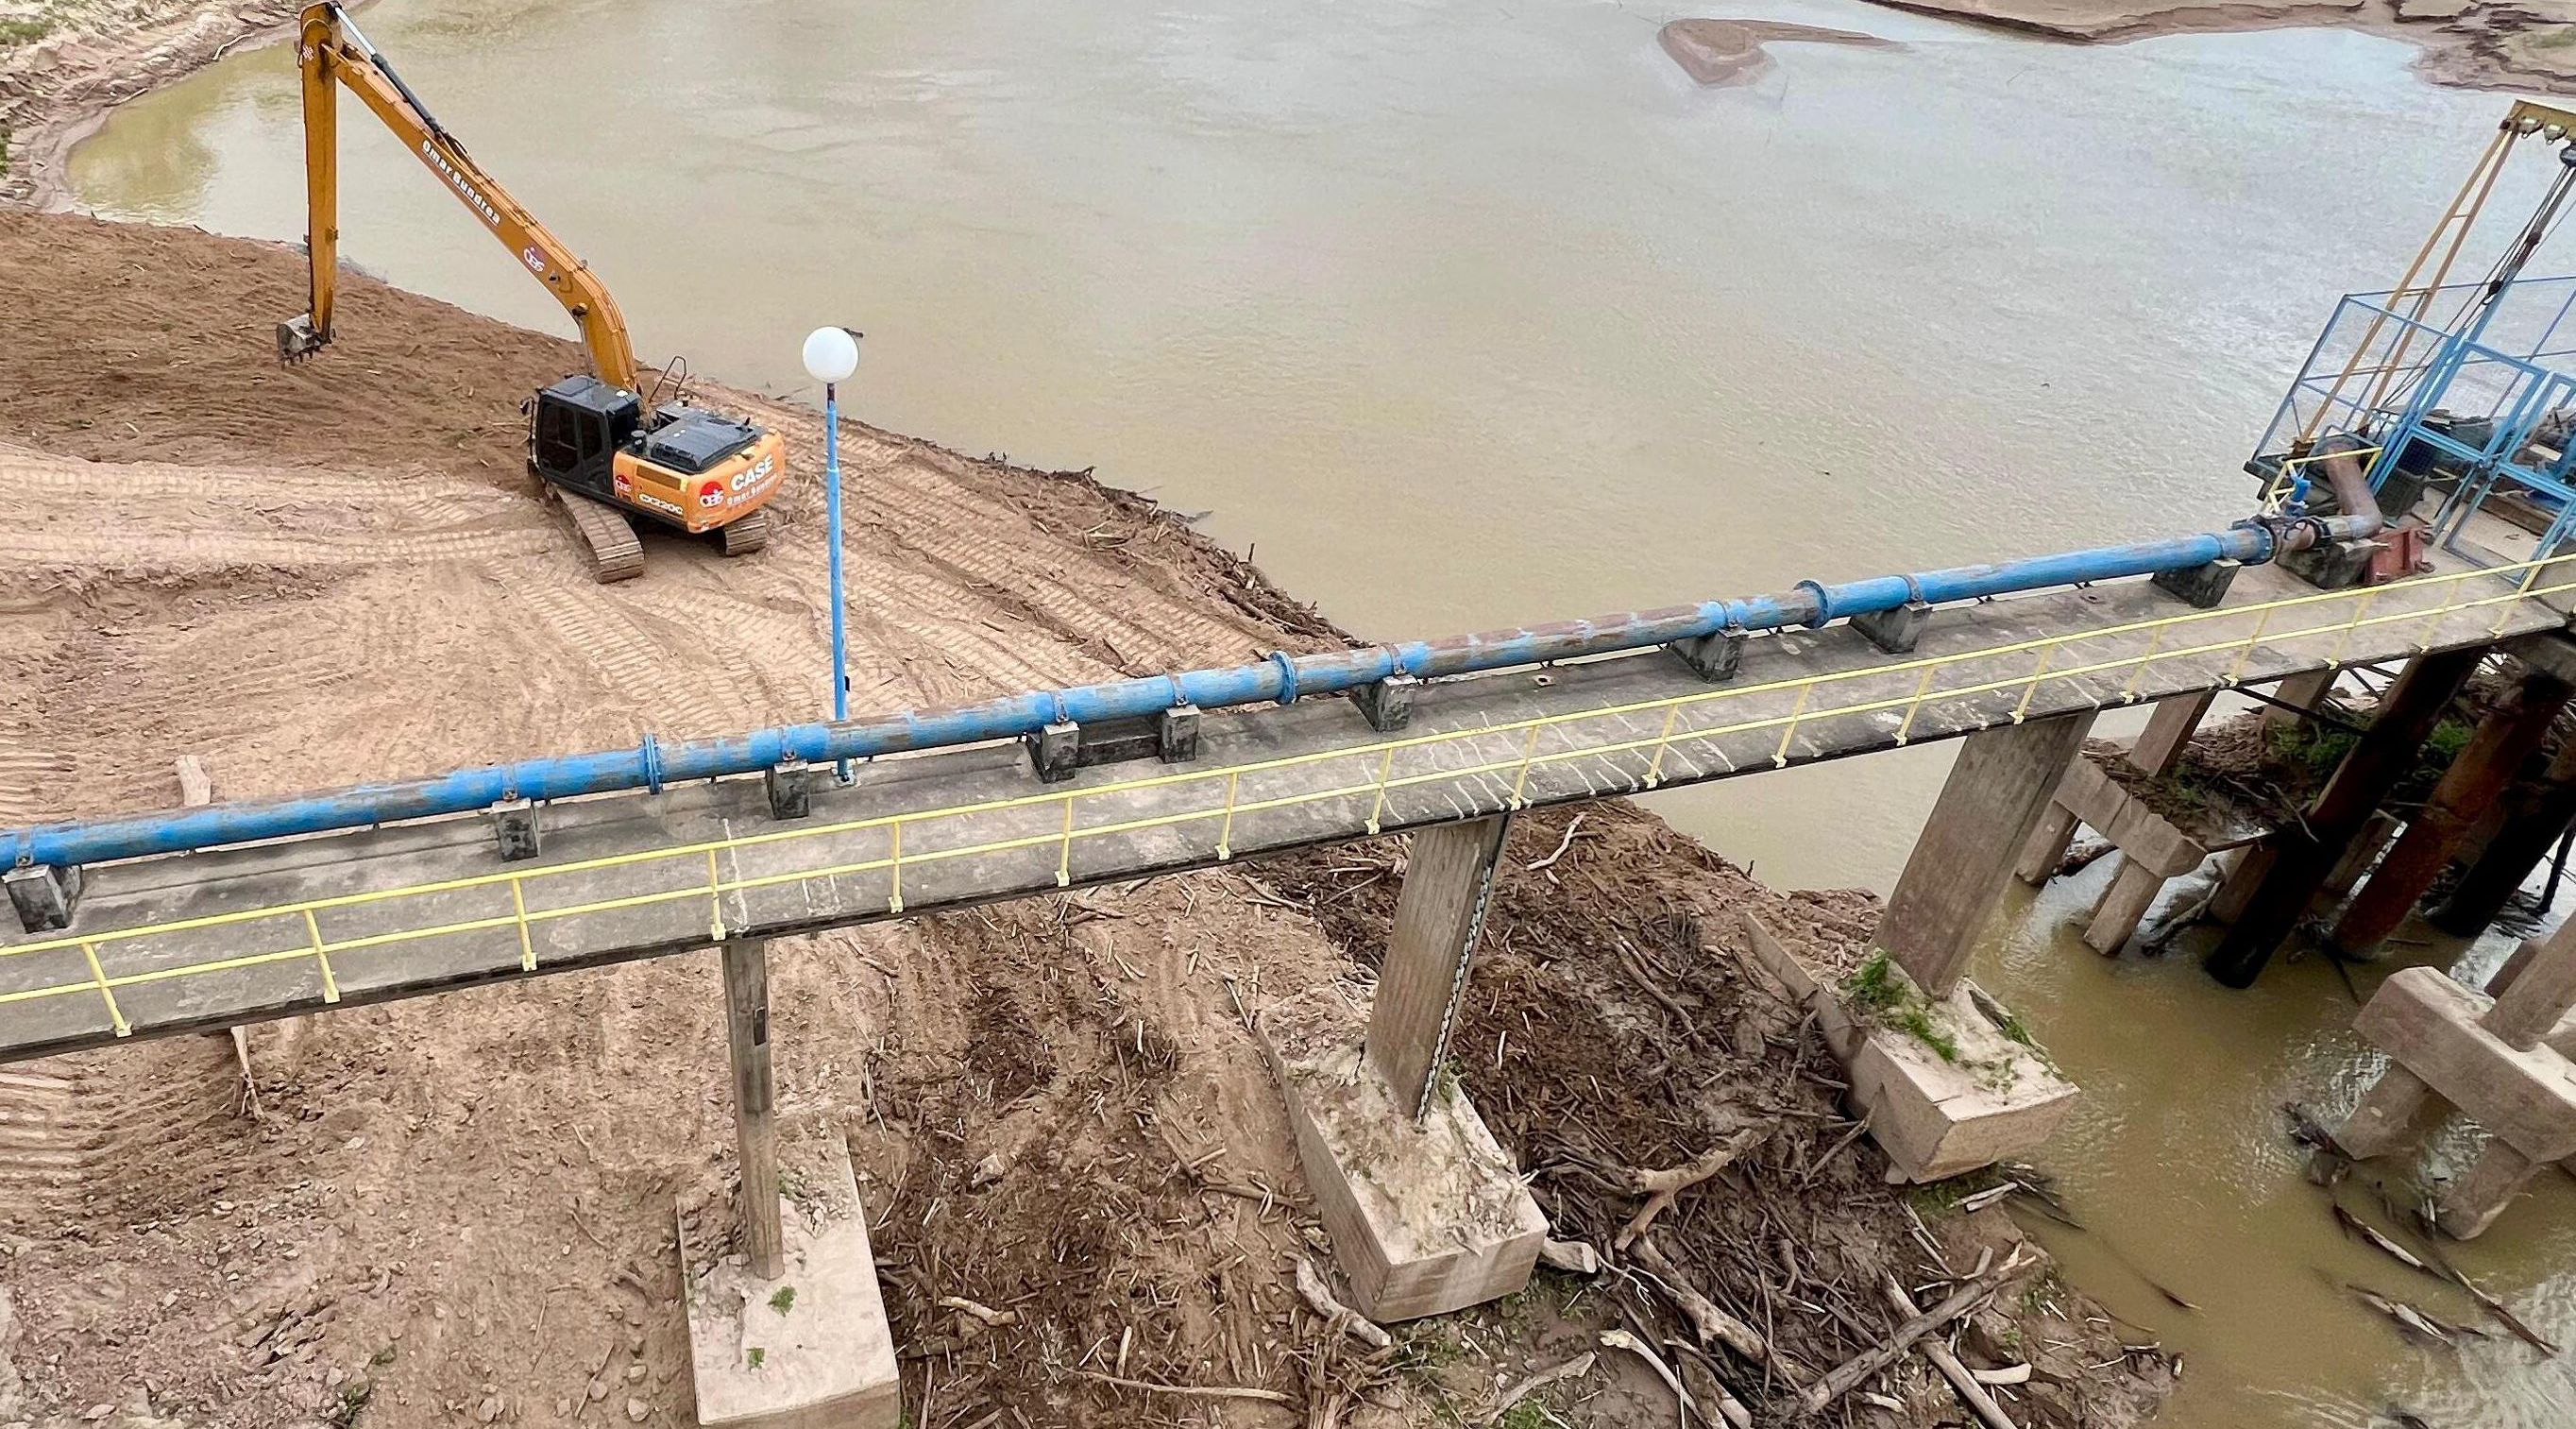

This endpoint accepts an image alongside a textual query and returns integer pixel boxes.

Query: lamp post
[802,326,861,781]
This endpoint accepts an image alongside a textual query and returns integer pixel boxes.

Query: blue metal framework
[2252,273,2576,556]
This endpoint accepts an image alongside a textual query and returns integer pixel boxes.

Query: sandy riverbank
[1854,0,2576,93]
[0,205,2178,1429]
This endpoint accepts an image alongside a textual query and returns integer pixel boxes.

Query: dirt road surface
[0,214,2174,1428]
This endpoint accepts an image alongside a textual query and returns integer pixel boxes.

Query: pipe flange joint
[640,733,665,795]
[1793,579,1834,628]
[1165,674,1188,709]
[1268,651,1301,706]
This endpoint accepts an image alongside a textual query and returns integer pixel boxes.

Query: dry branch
[1066,1369,1291,1403]
[1616,1125,1765,1250]
[1293,1256,1391,1350]
[1882,1274,2019,1429]
[1800,1246,2032,1416]
[1632,1236,1766,1362]
[1481,1351,1596,1424]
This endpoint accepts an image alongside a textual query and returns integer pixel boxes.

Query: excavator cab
[526,376,784,575]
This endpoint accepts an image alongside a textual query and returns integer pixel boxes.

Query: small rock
[624,1365,646,1383]
[475,1394,504,1423]
[159,1290,179,1309]
[621,1303,643,1328]
[624,1396,649,1423]
[81,1407,111,1423]
[626,1330,645,1356]
[555,1399,573,1418]
[586,1381,610,1403]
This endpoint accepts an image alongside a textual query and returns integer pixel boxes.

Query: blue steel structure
[2253,276,2576,553]
[4,512,2373,876]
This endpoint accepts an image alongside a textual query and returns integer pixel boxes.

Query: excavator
[273,1,785,582]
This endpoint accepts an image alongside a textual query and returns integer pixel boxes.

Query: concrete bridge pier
[2335,918,2576,1238]
[2207,646,2487,988]
[681,939,901,1428]
[1833,715,2088,1182]
[1262,814,1548,1322]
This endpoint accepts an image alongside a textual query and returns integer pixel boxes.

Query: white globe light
[802,326,859,383]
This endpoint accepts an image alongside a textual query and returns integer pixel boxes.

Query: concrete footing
[3,863,77,933]
[681,1131,900,1428]
[1742,914,2075,1182]
[2150,558,2239,609]
[1852,600,1932,655]
[2337,920,2576,1237]
[1260,986,1546,1320]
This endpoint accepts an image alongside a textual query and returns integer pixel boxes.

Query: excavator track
[718,510,771,557]
[554,488,645,583]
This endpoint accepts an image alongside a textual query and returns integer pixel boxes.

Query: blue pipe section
[5,514,2373,874]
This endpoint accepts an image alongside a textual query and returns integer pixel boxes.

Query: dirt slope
[0,213,2170,1429]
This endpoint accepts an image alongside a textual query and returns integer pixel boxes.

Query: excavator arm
[278,1,640,391]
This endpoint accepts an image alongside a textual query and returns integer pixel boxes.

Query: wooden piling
[722,939,785,1281]
[1364,815,1512,1120]
[1877,713,2092,997]
[2206,646,2483,988]
[2431,728,2576,937]
[2332,669,2573,955]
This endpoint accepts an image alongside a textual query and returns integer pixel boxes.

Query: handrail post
[304,907,345,1000]
[887,818,905,914]
[1893,668,1939,745]
[1365,745,1398,834]
[1056,800,1076,887]
[79,941,128,1038]
[1507,724,1543,808]
[1772,685,1815,768]
[1643,705,1682,788]
[1216,771,1241,860]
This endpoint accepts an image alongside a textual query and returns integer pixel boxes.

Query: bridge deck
[7,542,2572,1062]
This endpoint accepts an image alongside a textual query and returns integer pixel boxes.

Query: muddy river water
[66,0,2576,1420]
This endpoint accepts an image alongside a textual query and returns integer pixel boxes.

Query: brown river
[65,0,2576,1420]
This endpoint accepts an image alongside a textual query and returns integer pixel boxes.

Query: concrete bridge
[10,519,2576,1424]
[5,533,2568,1063]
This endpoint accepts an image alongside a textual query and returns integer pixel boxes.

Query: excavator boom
[271,1,788,583]
[279,1,637,391]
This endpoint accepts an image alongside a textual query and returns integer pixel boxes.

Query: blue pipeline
[4,516,2364,874]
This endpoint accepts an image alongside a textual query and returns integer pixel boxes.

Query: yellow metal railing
[9,552,2576,1039]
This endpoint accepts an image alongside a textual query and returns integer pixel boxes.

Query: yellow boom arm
[282,1,640,391]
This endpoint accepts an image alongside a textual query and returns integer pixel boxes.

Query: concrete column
[2336,1064,2441,1160]
[2207,646,2483,989]
[722,939,784,1281]
[2127,689,2215,776]
[2431,732,2576,937]
[2083,857,2163,955]
[2013,803,2080,886]
[2263,668,2337,729]
[1877,713,2093,998]
[1366,814,1511,1120]
[2440,1139,2540,1238]
[2333,669,2573,956]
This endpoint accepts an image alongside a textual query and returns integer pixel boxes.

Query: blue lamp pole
[801,327,862,781]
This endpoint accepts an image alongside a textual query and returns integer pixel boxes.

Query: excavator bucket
[276,314,326,363]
